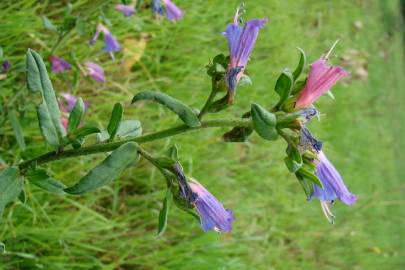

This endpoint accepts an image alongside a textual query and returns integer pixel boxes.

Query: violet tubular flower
[162,0,183,21]
[85,61,105,82]
[49,55,71,73]
[115,4,135,17]
[223,9,267,100]
[152,0,164,15]
[311,151,357,223]
[295,59,348,109]
[90,24,121,59]
[188,180,234,233]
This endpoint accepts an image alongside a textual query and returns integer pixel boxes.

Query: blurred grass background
[0,0,404,269]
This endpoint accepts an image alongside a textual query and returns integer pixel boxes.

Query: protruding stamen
[324,39,340,60]
[320,201,336,224]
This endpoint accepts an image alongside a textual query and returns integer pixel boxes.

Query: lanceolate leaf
[67,97,85,133]
[0,167,23,217]
[107,103,123,141]
[157,188,172,237]
[26,49,66,147]
[251,103,278,141]
[116,120,142,139]
[274,70,294,107]
[292,47,306,81]
[71,126,100,138]
[27,168,66,194]
[132,91,201,128]
[8,108,26,151]
[64,142,139,195]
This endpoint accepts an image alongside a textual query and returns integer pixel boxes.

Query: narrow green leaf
[251,103,278,141]
[132,91,201,128]
[27,168,66,194]
[0,242,5,253]
[26,49,66,146]
[107,103,123,141]
[292,47,306,81]
[166,145,178,160]
[275,70,294,107]
[8,108,26,151]
[71,126,100,138]
[67,97,85,133]
[116,120,142,139]
[157,188,172,237]
[41,16,57,32]
[64,142,139,195]
[0,167,23,217]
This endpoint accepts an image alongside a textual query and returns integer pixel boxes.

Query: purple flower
[223,9,267,97]
[115,4,135,17]
[49,55,71,73]
[311,151,357,223]
[85,61,105,82]
[295,59,348,109]
[2,60,11,73]
[188,179,234,233]
[162,0,183,21]
[90,24,121,53]
[61,93,77,112]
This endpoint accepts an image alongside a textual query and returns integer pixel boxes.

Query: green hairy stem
[19,118,251,171]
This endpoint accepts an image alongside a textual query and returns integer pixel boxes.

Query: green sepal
[284,144,303,173]
[157,188,172,237]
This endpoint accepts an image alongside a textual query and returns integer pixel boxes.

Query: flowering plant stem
[19,118,251,171]
[198,78,219,119]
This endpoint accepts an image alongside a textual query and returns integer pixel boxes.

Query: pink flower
[85,61,105,82]
[115,4,135,17]
[295,59,348,109]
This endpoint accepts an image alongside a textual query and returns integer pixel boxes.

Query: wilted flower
[295,59,348,109]
[2,60,11,73]
[152,0,164,15]
[85,61,105,82]
[49,55,71,73]
[162,0,183,21]
[188,179,234,233]
[90,24,121,58]
[311,151,357,223]
[115,4,135,17]
[223,8,267,100]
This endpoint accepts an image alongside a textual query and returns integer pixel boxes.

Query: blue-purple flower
[223,9,267,98]
[162,0,183,21]
[49,55,71,73]
[90,24,121,58]
[311,151,357,223]
[2,60,11,73]
[85,61,105,82]
[152,0,183,21]
[115,4,135,17]
[188,179,234,233]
